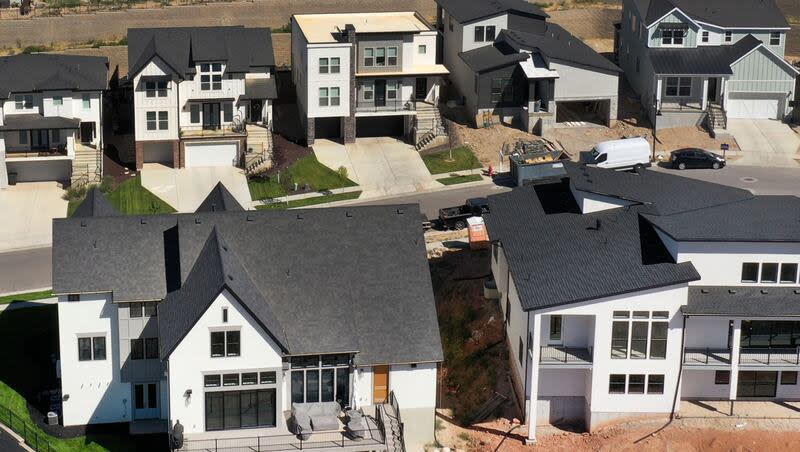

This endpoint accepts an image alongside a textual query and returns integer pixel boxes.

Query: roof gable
[639,0,789,29]
[436,0,548,24]
[0,54,108,98]
[72,188,120,218]
[196,182,245,213]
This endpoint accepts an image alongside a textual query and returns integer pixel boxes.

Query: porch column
[728,319,742,404]
[655,77,663,112]
[526,313,542,444]
[0,140,7,189]
[701,78,709,111]
[720,78,728,110]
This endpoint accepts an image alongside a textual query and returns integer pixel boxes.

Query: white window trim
[418,44,427,54]
[724,31,732,43]
[770,32,781,46]
[701,31,709,43]
[199,63,223,91]
[660,29,685,47]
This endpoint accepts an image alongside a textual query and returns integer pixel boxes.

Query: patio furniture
[291,401,342,438]
[345,409,365,440]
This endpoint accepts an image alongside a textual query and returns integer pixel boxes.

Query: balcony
[539,346,593,366]
[355,99,416,114]
[180,125,246,139]
[683,348,732,366]
[740,347,800,367]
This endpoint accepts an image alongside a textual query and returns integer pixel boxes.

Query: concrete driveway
[0,182,66,252]
[313,137,439,198]
[726,119,800,167]
[140,164,252,212]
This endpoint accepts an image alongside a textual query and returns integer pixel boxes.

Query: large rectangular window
[145,80,167,98]
[15,94,33,110]
[490,78,513,104]
[290,354,350,405]
[780,264,798,284]
[200,63,223,91]
[741,262,759,282]
[609,374,626,394]
[665,77,691,97]
[761,263,779,283]
[145,338,159,359]
[737,371,777,398]
[210,330,241,357]
[131,338,144,360]
[741,321,800,348]
[611,321,629,359]
[649,322,668,359]
[630,321,649,359]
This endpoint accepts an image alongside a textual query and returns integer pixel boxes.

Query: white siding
[306,45,351,118]
[133,58,179,142]
[675,242,800,286]
[571,186,636,213]
[408,32,438,69]
[461,14,508,52]
[551,62,619,100]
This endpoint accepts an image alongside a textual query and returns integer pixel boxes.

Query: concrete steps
[244,124,273,176]
[414,102,447,151]
[71,143,102,187]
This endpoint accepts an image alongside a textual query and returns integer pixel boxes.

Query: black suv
[670,148,726,170]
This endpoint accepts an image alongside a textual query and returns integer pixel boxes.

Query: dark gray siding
[507,12,547,34]
[477,64,528,109]
[356,33,406,74]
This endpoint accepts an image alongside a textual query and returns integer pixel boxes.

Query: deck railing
[355,100,415,113]
[740,347,800,366]
[0,402,55,452]
[539,346,593,364]
[389,391,406,452]
[683,348,732,366]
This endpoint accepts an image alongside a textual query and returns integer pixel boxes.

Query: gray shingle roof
[0,115,81,131]
[500,25,621,73]
[195,182,244,213]
[647,35,762,75]
[52,206,443,366]
[458,43,528,72]
[127,27,275,79]
[435,0,548,24]
[243,77,277,100]
[0,54,108,99]
[484,181,701,312]
[72,188,120,218]
[634,0,789,28]
[684,286,800,317]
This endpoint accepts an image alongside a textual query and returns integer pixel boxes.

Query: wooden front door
[373,365,389,404]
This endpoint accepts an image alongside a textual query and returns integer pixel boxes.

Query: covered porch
[655,75,727,113]
[0,114,80,158]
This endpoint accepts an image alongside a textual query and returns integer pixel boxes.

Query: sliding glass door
[205,389,276,431]
[737,371,777,398]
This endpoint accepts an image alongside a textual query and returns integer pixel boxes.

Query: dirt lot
[548,7,621,54]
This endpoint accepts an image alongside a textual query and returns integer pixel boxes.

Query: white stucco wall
[675,242,800,287]
[305,45,351,119]
[551,62,619,100]
[571,186,637,213]
[681,369,730,399]
[461,14,508,52]
[684,317,730,349]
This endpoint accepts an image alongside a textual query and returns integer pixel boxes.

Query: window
[146,111,168,131]
[628,374,646,394]
[222,307,228,323]
[715,370,730,385]
[485,26,496,42]
[145,81,167,97]
[449,16,453,31]
[223,103,233,122]
[158,111,168,130]
[200,63,223,91]
[18,131,28,145]
[418,45,427,54]
[145,337,159,359]
[781,371,798,385]
[52,129,61,144]
[741,262,759,282]
[611,321,629,359]
[363,82,374,100]
[15,94,33,110]
[190,104,201,124]
[613,311,630,319]
[780,264,798,284]
[242,373,258,385]
[609,374,626,394]
[701,31,709,43]
[53,96,63,106]
[661,29,684,46]
[630,321,648,359]
[474,25,496,42]
[649,321,668,359]
[319,88,329,107]
[223,373,240,387]
[144,302,157,317]
[210,331,241,358]
[67,294,80,302]
[474,26,484,42]
[330,87,340,106]
[319,58,329,74]
[490,78,513,104]
[330,57,340,73]
[290,354,350,405]
[260,371,276,385]
[741,321,800,348]
[633,311,649,319]
[386,82,397,100]
[505,298,511,325]
[375,48,386,66]
[205,389,276,431]
[83,94,91,109]
[205,375,221,387]
[78,338,92,361]
[647,375,665,394]
[129,303,143,318]
[226,331,240,356]
[770,32,781,46]
[364,48,374,67]
[761,263,779,283]
[131,338,144,360]
[665,77,691,97]
[387,47,398,66]
[549,315,562,342]
[724,31,732,42]
[652,311,669,320]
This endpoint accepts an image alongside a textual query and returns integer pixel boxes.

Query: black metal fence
[740,347,800,366]
[539,346,593,364]
[355,100,414,113]
[0,403,55,452]
[388,391,406,452]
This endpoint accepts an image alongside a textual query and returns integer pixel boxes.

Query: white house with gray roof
[486,164,800,443]
[53,192,442,451]
[0,54,106,189]
[436,0,621,134]
[619,0,799,133]
[127,26,276,173]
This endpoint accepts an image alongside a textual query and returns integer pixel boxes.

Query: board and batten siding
[550,62,618,101]
[648,11,698,49]
[728,46,796,94]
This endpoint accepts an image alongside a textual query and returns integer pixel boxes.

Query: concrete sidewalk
[140,164,252,212]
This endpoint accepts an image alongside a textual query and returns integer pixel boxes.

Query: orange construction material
[468,217,489,250]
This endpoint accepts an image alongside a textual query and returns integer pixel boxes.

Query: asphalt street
[1,164,799,295]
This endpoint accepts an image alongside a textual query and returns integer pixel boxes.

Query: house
[126,27,276,172]
[435,0,621,134]
[619,0,799,133]
[52,192,442,451]
[0,54,106,189]
[291,12,449,147]
[485,164,800,443]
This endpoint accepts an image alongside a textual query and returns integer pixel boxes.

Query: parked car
[670,148,726,170]
[438,197,489,230]
[586,137,651,171]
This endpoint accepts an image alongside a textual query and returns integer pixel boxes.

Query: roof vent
[246,215,253,222]
[346,211,353,218]
[761,289,769,294]
[396,208,404,215]
[221,244,228,252]
[728,289,737,294]
[700,288,710,294]
[227,274,233,281]
[195,218,201,224]
[296,213,303,220]
[210,203,217,212]
[140,218,147,225]
[92,239,97,249]
[80,220,87,228]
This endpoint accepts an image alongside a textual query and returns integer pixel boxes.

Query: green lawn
[256,191,362,210]
[67,176,175,217]
[0,290,52,305]
[436,174,484,186]
[421,146,482,175]
[249,155,357,201]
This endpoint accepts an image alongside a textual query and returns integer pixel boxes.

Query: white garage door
[727,97,780,119]
[184,142,238,167]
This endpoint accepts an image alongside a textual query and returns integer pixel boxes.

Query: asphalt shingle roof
[647,35,762,75]
[0,115,81,131]
[52,205,443,366]
[684,286,800,317]
[128,27,275,79]
[435,0,548,24]
[0,54,108,99]
[500,25,621,73]
[195,182,244,213]
[458,43,528,72]
[71,188,120,218]
[634,0,789,28]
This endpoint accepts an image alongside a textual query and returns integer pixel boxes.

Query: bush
[63,184,88,202]
[21,45,49,54]
[337,166,349,184]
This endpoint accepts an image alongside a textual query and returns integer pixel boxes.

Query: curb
[249,186,362,208]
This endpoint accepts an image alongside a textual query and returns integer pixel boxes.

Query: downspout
[165,359,172,451]
[523,311,531,425]
[669,313,687,421]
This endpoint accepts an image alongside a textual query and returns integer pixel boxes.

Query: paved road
[0,247,51,296]
[0,428,26,452]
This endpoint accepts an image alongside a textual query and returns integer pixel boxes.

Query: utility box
[47,412,58,426]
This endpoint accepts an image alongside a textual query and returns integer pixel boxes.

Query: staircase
[243,123,273,176]
[380,404,405,452]
[414,101,448,151]
[707,103,727,136]
[71,142,102,187]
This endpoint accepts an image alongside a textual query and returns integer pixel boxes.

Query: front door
[133,382,160,419]
[707,78,718,103]
[373,365,389,404]
[202,103,221,130]
[249,99,263,123]
[415,77,428,100]
[375,80,387,107]
[548,315,563,345]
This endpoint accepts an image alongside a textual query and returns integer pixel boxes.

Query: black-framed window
[205,375,221,387]
[549,315,562,342]
[206,389,276,431]
[741,262,759,282]
[190,104,201,124]
[210,330,241,357]
[724,31,732,42]
[260,371,276,385]
[737,371,777,398]
[474,26,484,42]
[290,354,350,405]
[78,337,93,361]
[145,80,167,98]
[770,32,781,46]
[129,303,143,318]
[665,77,691,97]
[649,322,668,359]
[200,63,223,91]
[630,321,648,359]
[67,294,80,302]
[490,78,513,104]
[715,370,730,385]
[647,375,664,394]
[701,31,709,43]
[92,337,106,360]
[761,263,779,283]
[143,302,158,317]
[780,264,798,284]
[741,321,800,348]
[145,338,159,359]
[223,103,233,123]
[242,373,258,386]
[223,373,240,387]
[131,338,144,360]
[611,321,629,359]
[781,371,798,385]
[485,25,496,42]
[15,94,33,109]
[609,374,626,394]
[628,374,645,394]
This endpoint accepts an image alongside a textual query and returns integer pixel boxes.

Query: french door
[133,382,160,419]
[202,103,221,130]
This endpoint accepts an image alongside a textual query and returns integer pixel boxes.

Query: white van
[587,137,651,170]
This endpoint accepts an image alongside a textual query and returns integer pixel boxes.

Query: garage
[314,117,342,140]
[726,92,783,119]
[555,100,611,126]
[142,142,174,165]
[184,141,238,167]
[356,116,404,138]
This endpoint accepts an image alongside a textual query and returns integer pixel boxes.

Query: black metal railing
[0,403,55,452]
[6,148,68,158]
[740,347,800,366]
[355,99,415,113]
[539,346,593,364]
[682,348,732,365]
[389,391,406,452]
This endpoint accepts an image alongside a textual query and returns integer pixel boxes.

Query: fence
[0,403,55,452]
[1,0,245,20]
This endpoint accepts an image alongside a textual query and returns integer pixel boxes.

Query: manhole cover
[740,177,758,183]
